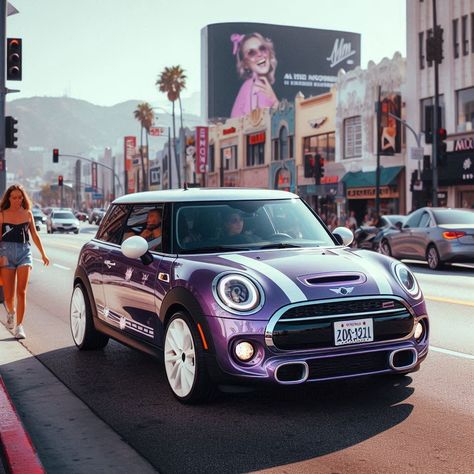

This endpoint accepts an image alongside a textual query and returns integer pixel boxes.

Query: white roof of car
[113,188,299,204]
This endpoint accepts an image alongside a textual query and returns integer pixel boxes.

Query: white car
[46,210,80,234]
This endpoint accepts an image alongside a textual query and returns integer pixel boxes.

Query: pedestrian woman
[230,32,279,118]
[0,184,49,339]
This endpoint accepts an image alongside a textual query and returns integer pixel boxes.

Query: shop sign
[454,138,474,152]
[347,186,398,199]
[248,131,265,145]
[196,126,209,174]
[223,127,236,135]
[321,176,339,184]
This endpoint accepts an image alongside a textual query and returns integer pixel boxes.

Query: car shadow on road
[15,341,417,474]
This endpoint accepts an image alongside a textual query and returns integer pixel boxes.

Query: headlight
[394,264,420,297]
[214,273,263,313]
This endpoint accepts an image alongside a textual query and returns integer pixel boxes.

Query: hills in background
[5,93,203,181]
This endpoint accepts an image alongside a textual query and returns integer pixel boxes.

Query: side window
[404,210,423,229]
[418,212,431,228]
[123,204,164,252]
[96,205,129,244]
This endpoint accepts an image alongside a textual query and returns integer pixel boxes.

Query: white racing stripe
[429,346,474,360]
[221,254,307,303]
[360,259,393,295]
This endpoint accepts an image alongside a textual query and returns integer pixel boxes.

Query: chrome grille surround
[265,295,416,351]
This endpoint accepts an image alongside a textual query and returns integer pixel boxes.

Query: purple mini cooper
[70,189,429,403]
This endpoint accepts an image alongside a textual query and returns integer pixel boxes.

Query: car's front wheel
[427,245,443,270]
[70,283,109,350]
[164,311,215,404]
[379,239,392,256]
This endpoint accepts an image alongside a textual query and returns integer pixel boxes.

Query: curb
[0,377,45,474]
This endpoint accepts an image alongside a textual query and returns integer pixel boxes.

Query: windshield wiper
[179,245,252,254]
[259,242,302,249]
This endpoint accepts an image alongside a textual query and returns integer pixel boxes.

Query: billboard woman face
[242,36,271,77]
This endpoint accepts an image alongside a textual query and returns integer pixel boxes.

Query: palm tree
[156,65,187,188]
[133,102,155,191]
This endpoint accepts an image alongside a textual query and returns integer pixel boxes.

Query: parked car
[88,208,106,225]
[32,208,46,231]
[74,210,88,222]
[47,210,80,234]
[70,189,429,404]
[353,214,406,251]
[378,207,474,269]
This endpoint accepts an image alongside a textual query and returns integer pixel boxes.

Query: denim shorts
[0,242,33,269]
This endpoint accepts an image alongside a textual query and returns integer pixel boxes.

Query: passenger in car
[140,209,162,250]
[221,209,256,244]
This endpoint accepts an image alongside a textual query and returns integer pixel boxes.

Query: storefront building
[406,0,474,209]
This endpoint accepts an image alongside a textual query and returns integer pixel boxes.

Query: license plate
[334,318,373,346]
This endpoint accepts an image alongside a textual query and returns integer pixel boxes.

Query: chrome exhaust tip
[274,362,309,384]
[389,348,418,371]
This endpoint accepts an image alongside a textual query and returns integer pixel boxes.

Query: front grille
[307,351,389,379]
[271,297,413,351]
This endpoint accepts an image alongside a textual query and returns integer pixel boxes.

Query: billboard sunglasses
[245,44,268,59]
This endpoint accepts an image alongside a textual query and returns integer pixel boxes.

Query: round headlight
[234,341,255,362]
[216,274,261,312]
[394,264,420,297]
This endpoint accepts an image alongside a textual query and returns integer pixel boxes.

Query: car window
[404,210,422,229]
[53,212,75,219]
[432,209,474,224]
[96,205,130,244]
[122,204,164,252]
[174,199,334,252]
[418,212,431,228]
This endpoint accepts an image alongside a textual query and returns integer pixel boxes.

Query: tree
[156,66,187,188]
[133,102,155,191]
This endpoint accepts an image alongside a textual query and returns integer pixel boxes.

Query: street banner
[196,126,209,174]
[149,127,167,137]
[124,136,136,172]
[91,162,98,191]
[380,94,401,155]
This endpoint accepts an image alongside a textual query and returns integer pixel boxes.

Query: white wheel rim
[164,318,196,398]
[428,248,438,268]
[70,287,87,345]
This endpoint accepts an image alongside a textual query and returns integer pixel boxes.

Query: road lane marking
[33,258,70,270]
[425,295,474,307]
[430,346,474,360]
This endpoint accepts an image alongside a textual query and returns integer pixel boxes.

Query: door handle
[104,260,116,269]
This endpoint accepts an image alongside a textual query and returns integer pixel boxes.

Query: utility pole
[375,85,382,217]
[431,0,441,206]
[1,0,8,195]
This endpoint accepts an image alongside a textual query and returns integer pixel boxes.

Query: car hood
[179,246,415,319]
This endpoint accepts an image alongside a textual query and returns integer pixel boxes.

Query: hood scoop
[303,272,366,286]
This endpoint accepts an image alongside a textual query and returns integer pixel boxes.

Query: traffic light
[58,175,63,186]
[5,116,18,148]
[6,38,22,81]
[434,26,444,64]
[304,154,315,178]
[437,128,447,166]
[53,148,59,163]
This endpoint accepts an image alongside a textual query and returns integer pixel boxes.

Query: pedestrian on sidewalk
[0,184,50,339]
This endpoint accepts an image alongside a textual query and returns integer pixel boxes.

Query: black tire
[70,283,109,350]
[379,239,392,257]
[426,245,443,270]
[164,311,215,404]
[74,230,79,234]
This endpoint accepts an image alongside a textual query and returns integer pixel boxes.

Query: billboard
[202,22,360,120]
[380,93,401,155]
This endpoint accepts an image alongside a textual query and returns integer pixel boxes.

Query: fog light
[414,322,424,340]
[234,341,255,362]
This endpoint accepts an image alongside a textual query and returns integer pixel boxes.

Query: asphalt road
[8,227,474,473]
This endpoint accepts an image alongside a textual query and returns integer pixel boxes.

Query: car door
[409,211,432,258]
[392,209,423,258]
[101,204,166,345]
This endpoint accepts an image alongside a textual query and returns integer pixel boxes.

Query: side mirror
[333,226,354,247]
[121,236,149,259]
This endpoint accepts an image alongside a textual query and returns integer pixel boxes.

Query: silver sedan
[378,207,474,270]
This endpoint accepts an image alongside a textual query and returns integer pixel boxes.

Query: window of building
[246,133,265,166]
[303,132,335,163]
[453,18,459,59]
[221,145,238,170]
[279,126,289,161]
[456,87,474,132]
[343,117,362,159]
[209,144,215,172]
[272,139,279,161]
[420,96,446,133]
[462,15,469,56]
[427,28,433,67]
[419,31,425,69]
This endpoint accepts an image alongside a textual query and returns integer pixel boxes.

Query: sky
[6,0,406,113]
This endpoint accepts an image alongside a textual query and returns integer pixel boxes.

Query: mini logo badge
[330,287,354,295]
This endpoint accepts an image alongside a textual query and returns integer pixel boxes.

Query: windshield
[174,199,335,253]
[53,212,75,219]
[433,209,474,225]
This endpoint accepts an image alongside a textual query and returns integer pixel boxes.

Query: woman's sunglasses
[245,44,268,59]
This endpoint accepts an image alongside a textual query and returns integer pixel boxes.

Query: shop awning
[341,166,404,188]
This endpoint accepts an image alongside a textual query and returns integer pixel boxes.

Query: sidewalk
[0,322,158,473]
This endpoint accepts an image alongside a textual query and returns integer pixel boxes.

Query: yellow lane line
[425,295,474,307]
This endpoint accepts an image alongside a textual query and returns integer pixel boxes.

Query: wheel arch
[73,265,99,321]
